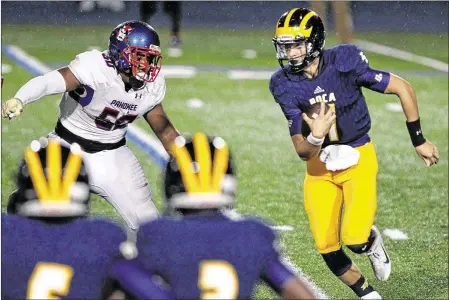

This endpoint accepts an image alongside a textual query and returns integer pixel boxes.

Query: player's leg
[83,146,160,230]
[140,1,158,23]
[341,142,391,282]
[304,176,379,297]
[304,176,350,275]
[310,1,327,29]
[163,1,182,46]
[306,157,380,299]
[330,1,353,44]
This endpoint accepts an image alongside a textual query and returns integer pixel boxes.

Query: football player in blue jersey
[1,138,170,300]
[110,132,317,299]
[269,7,440,300]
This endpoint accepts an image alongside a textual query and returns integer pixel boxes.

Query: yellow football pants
[304,142,378,254]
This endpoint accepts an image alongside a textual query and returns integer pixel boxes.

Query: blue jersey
[270,44,390,148]
[1,214,126,299]
[118,213,295,299]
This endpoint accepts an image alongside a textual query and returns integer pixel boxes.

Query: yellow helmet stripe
[61,152,82,200]
[211,143,229,191]
[47,140,62,200]
[298,11,317,38]
[25,147,50,201]
[193,132,212,192]
[171,143,201,193]
[283,8,299,27]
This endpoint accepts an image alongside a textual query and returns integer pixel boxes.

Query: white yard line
[271,225,294,231]
[355,39,448,73]
[383,228,409,240]
[162,65,197,78]
[227,70,273,80]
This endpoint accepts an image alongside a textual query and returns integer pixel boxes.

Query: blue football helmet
[108,21,163,84]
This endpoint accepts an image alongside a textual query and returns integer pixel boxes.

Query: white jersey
[59,49,166,143]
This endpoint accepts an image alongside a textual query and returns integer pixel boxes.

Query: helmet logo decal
[170,133,229,193]
[275,9,317,39]
[116,25,133,42]
[298,11,317,38]
[25,140,82,202]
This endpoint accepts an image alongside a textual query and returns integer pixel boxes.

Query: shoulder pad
[69,50,116,88]
[332,44,367,73]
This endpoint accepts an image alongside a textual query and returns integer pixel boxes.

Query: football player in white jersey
[2,21,180,234]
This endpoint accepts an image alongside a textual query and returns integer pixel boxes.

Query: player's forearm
[292,134,322,161]
[385,73,419,121]
[385,74,427,146]
[397,83,419,122]
[14,70,67,105]
[297,141,322,161]
[156,123,180,152]
[281,277,316,299]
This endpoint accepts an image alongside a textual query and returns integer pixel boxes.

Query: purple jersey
[1,214,126,299]
[114,213,296,299]
[270,44,390,148]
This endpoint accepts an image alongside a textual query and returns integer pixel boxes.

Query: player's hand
[415,140,439,167]
[302,102,336,139]
[2,98,24,119]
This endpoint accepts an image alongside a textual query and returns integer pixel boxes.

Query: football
[305,102,330,120]
[301,102,331,136]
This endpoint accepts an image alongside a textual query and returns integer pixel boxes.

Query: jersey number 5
[198,260,239,299]
[27,262,74,299]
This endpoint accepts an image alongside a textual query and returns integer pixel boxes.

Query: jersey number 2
[27,262,74,299]
[198,260,239,299]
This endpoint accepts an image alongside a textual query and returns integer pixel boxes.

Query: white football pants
[48,132,160,230]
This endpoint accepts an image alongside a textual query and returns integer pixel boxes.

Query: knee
[321,248,352,276]
[346,229,376,254]
[316,240,340,254]
[347,243,370,254]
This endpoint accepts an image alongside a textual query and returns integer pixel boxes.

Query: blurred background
[1,1,448,32]
[1,1,448,299]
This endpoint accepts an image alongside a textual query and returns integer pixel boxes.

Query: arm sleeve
[277,100,303,136]
[269,75,303,136]
[355,67,391,93]
[14,70,66,105]
[257,223,296,294]
[261,257,296,294]
[109,259,175,300]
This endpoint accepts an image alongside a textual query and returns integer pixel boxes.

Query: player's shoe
[367,225,391,281]
[361,291,382,299]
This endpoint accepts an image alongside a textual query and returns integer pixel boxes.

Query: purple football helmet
[109,21,162,83]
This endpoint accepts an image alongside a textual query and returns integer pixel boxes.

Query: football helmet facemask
[7,138,90,218]
[164,133,236,214]
[273,8,326,73]
[109,20,163,89]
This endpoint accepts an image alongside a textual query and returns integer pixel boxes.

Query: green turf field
[2,25,448,299]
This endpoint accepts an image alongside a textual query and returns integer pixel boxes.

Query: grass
[1,24,448,299]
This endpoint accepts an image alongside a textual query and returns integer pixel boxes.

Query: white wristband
[307,133,325,146]
[14,70,67,106]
